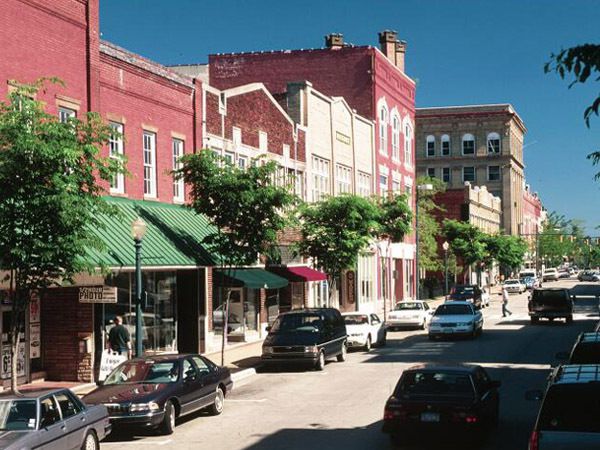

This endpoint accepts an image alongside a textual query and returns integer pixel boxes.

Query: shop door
[227,289,244,337]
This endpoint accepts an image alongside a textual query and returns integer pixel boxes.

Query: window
[172,138,184,202]
[40,396,60,428]
[379,105,388,154]
[259,131,268,151]
[441,134,450,156]
[55,391,81,419]
[487,132,501,154]
[427,167,436,178]
[463,166,476,182]
[426,135,435,157]
[357,172,371,197]
[223,152,234,165]
[391,113,400,160]
[294,170,304,198]
[143,131,157,197]
[488,165,501,181]
[442,167,451,183]
[404,122,413,165]
[232,127,241,148]
[311,156,330,201]
[192,356,211,376]
[392,180,401,193]
[336,164,352,194]
[379,174,388,197]
[238,155,247,169]
[109,122,124,194]
[282,144,290,160]
[462,134,475,155]
[58,107,76,123]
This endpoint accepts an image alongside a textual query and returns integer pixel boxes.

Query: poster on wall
[29,323,40,359]
[30,296,40,323]
[1,343,26,379]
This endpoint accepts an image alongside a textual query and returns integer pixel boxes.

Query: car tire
[208,386,225,415]
[379,331,387,347]
[81,431,98,450]
[531,317,539,324]
[364,335,371,352]
[337,342,347,362]
[471,327,477,339]
[315,351,325,371]
[566,315,573,324]
[159,400,175,435]
[428,334,436,341]
[420,319,426,330]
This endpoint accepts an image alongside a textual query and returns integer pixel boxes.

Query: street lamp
[377,236,391,321]
[131,217,147,358]
[442,241,450,296]
[415,184,433,299]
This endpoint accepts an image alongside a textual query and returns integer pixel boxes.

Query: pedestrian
[502,287,513,317]
[107,316,132,358]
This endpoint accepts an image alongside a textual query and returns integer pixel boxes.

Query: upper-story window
[427,167,436,178]
[357,172,371,198]
[441,134,451,156]
[392,180,401,193]
[238,155,247,169]
[109,122,124,194]
[58,107,76,123]
[487,132,501,154]
[143,131,157,198]
[463,166,476,183]
[404,121,413,166]
[379,174,388,198]
[172,138,184,202]
[336,164,352,194]
[462,133,475,155]
[391,113,400,160]
[442,167,451,183]
[488,165,501,181]
[224,151,235,165]
[379,104,388,155]
[259,131,268,152]
[426,135,435,157]
[311,155,330,201]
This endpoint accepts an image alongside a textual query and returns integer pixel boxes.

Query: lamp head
[131,217,147,241]
[442,241,450,251]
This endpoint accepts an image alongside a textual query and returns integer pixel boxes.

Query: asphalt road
[100,279,598,450]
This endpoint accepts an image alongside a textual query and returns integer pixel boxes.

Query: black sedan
[84,354,233,435]
[382,364,500,446]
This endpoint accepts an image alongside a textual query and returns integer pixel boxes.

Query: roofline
[209,45,371,58]
[372,47,416,86]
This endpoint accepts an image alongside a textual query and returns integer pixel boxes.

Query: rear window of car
[539,385,600,432]
[531,290,569,305]
[344,315,368,325]
[570,344,600,364]
[435,304,473,315]
[451,286,474,295]
[396,371,475,399]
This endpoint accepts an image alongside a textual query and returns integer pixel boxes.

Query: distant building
[521,185,544,270]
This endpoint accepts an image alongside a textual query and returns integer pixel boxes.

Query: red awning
[268,266,327,282]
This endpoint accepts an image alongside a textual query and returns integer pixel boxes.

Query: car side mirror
[555,351,569,360]
[489,380,501,389]
[265,326,271,332]
[525,389,543,401]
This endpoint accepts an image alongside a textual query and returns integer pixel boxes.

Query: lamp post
[442,241,450,296]
[131,217,147,358]
[415,184,433,300]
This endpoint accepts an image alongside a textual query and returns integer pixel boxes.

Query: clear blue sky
[100,0,599,234]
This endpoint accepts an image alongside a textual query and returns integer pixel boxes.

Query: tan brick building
[415,104,526,235]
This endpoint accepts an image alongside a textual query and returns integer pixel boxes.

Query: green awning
[214,268,288,289]
[85,196,220,268]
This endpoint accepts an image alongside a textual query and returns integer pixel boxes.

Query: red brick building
[522,185,544,270]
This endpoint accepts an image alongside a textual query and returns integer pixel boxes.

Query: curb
[231,366,260,386]
[72,383,97,395]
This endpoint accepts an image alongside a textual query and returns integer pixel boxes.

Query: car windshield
[539,385,600,432]
[435,304,472,316]
[394,302,422,311]
[271,314,322,333]
[344,315,368,325]
[0,399,37,431]
[104,360,179,385]
[396,371,475,399]
[452,286,473,295]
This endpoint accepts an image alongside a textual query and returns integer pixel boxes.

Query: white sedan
[342,312,386,351]
[387,301,434,330]
[503,279,525,294]
[428,301,483,340]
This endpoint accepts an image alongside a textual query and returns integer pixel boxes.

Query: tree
[0,81,121,393]
[484,234,528,276]
[442,220,488,284]
[415,176,446,273]
[176,150,296,364]
[378,193,413,242]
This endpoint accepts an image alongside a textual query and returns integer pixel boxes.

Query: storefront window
[213,287,260,337]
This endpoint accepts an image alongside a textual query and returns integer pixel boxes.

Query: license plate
[443,328,454,333]
[420,412,440,422]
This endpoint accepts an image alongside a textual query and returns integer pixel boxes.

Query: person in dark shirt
[107,316,132,357]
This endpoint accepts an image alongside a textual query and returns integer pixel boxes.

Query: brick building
[521,185,544,270]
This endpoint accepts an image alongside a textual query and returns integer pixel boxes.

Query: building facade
[522,185,544,270]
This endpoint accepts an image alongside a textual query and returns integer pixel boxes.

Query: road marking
[228,398,267,403]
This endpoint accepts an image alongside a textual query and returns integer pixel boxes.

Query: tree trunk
[327,277,337,308]
[10,290,25,395]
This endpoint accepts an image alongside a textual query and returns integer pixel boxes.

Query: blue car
[520,276,539,290]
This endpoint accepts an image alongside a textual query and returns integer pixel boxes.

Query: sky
[100,0,599,234]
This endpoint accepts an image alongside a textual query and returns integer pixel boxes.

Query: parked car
[528,288,573,324]
[342,312,386,351]
[428,301,483,340]
[387,300,434,330]
[578,270,600,282]
[383,363,500,446]
[527,365,600,449]
[521,276,540,290]
[519,270,537,280]
[84,354,232,435]
[562,332,600,364]
[447,285,483,309]
[0,388,111,450]
[542,268,559,282]
[558,270,571,279]
[261,308,347,371]
[503,279,525,294]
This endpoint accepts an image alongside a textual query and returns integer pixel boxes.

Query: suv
[261,308,347,370]
[528,288,573,324]
[528,365,600,449]
[447,285,483,309]
[566,333,600,364]
[542,268,559,282]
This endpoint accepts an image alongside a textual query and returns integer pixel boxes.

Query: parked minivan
[261,308,347,370]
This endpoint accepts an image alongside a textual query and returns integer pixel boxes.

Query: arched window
[487,132,501,154]
[404,120,413,166]
[391,112,400,160]
[441,134,450,156]
[426,135,435,157]
[462,133,475,155]
[378,100,388,155]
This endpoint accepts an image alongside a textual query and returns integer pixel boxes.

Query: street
[101,279,598,450]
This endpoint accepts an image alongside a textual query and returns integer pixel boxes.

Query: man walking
[107,316,132,358]
[502,287,513,317]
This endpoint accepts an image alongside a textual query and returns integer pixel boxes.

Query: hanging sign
[78,286,117,304]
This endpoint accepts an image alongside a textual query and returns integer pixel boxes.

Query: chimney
[395,40,407,72]
[325,33,344,50]
[378,30,398,64]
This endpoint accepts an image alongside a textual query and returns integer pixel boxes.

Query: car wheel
[531,317,539,324]
[315,351,325,371]
[379,331,387,347]
[471,327,477,339]
[566,315,573,324]
[337,342,347,362]
[159,400,175,435]
[364,335,371,352]
[208,386,225,415]
[420,319,426,330]
[428,334,436,341]
[81,431,98,450]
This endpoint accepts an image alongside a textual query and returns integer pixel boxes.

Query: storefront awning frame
[214,268,288,290]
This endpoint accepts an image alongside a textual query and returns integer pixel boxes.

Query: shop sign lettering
[1,344,25,379]
[335,131,351,145]
[78,286,117,304]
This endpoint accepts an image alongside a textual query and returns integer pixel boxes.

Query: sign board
[29,323,40,359]
[78,286,117,304]
[335,131,351,145]
[345,270,356,304]
[29,296,40,323]
[98,350,127,381]
[1,343,25,379]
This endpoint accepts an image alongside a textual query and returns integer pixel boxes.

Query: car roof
[443,300,474,306]
[284,308,337,315]
[454,284,476,288]
[129,353,197,363]
[553,365,600,385]
[533,287,569,292]
[404,363,479,374]
[0,388,68,400]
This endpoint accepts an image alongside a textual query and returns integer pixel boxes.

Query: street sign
[78,286,118,304]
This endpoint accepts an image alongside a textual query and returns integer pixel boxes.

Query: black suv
[261,308,347,370]
[528,288,573,324]
[565,333,600,364]
[448,285,483,309]
[528,365,600,449]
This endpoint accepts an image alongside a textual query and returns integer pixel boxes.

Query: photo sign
[78,286,117,304]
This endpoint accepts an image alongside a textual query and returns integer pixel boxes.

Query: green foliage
[378,193,412,242]
[484,234,528,273]
[416,176,446,272]
[177,151,296,266]
[442,220,487,267]
[0,80,120,392]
